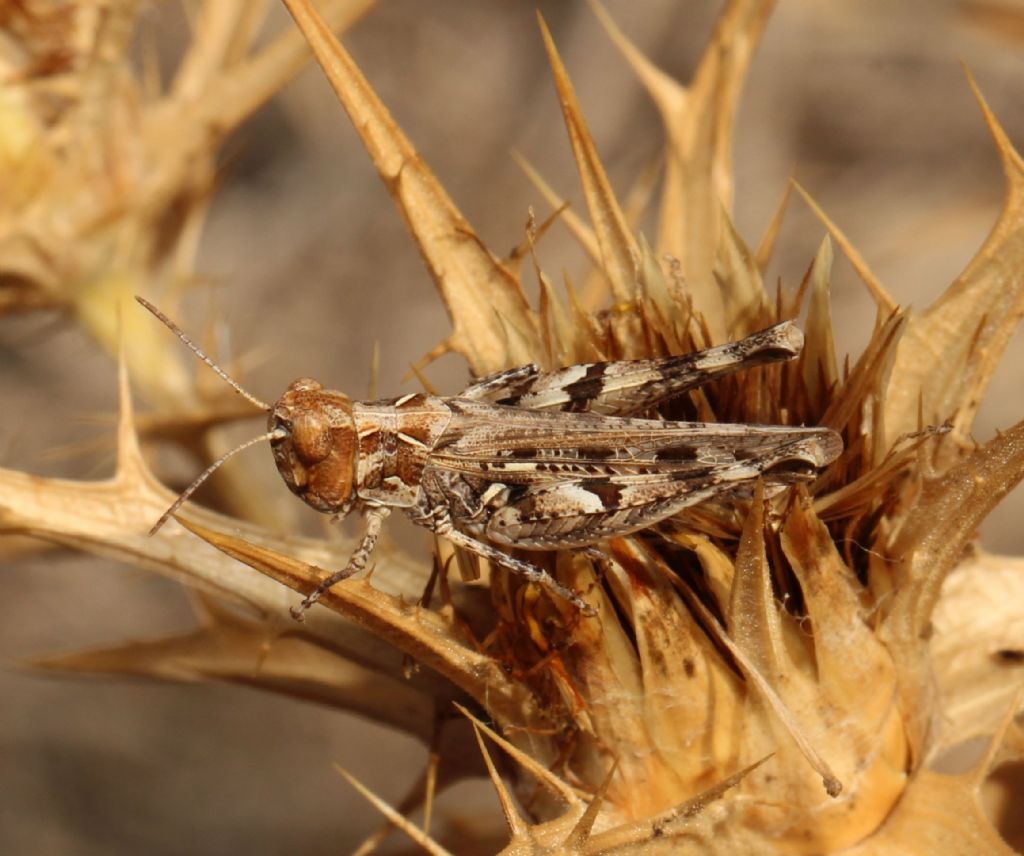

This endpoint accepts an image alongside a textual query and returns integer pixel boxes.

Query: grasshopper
[137,297,841,619]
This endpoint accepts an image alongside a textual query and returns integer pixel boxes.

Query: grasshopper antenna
[135,295,272,411]
[148,429,286,535]
[135,295,283,534]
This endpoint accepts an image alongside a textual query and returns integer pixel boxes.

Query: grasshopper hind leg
[431,516,597,617]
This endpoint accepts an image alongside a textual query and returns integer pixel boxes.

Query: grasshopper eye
[292,409,332,464]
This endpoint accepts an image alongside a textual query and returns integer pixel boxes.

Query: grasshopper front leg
[290,505,391,621]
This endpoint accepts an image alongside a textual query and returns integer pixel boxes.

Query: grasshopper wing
[459,322,804,417]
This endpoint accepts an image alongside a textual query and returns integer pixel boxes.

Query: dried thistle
[2,1,1023,853]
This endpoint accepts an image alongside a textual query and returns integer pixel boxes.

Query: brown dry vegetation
[2,1,1024,854]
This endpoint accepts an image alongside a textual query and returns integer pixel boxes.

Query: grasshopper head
[269,379,358,514]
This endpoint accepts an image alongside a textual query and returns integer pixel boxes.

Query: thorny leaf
[842,697,1024,856]
[713,204,771,336]
[512,149,603,270]
[881,415,1024,761]
[537,12,639,310]
[473,721,532,841]
[178,516,549,736]
[845,770,1019,856]
[490,754,773,855]
[754,181,793,271]
[338,765,461,856]
[32,594,436,740]
[0,353,453,717]
[890,416,1024,635]
[800,237,839,408]
[820,310,905,441]
[280,0,540,375]
[591,0,775,337]
[455,702,584,807]
[792,181,898,317]
[930,550,1024,750]
[884,70,1024,451]
[577,756,772,854]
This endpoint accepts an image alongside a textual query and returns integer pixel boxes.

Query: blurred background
[3,0,1024,852]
